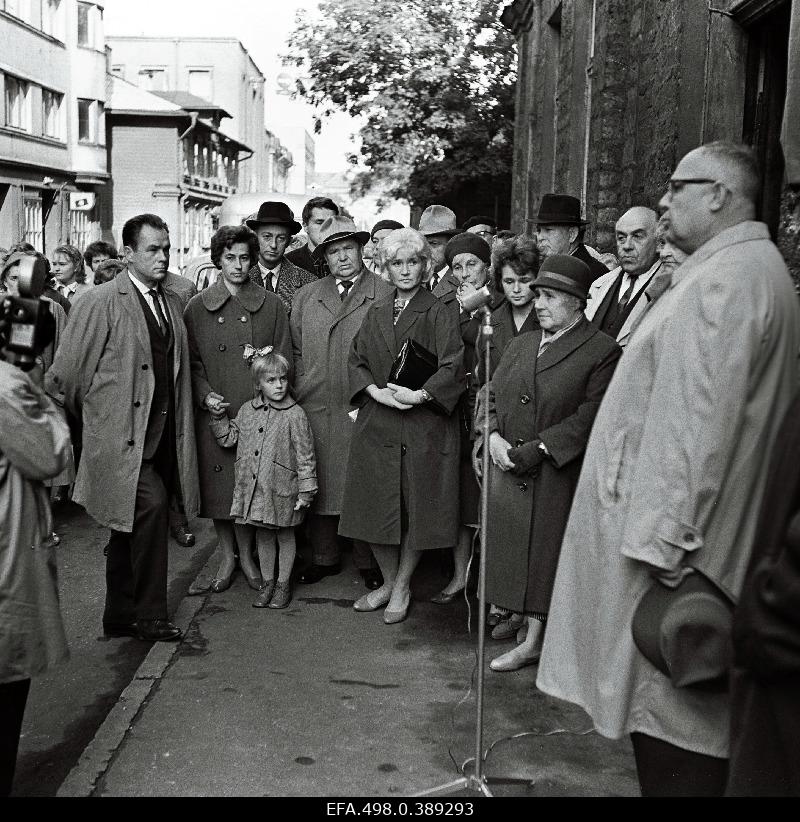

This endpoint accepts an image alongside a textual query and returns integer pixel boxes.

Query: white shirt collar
[619,258,662,301]
[258,260,280,277]
[128,271,156,297]
[60,281,78,295]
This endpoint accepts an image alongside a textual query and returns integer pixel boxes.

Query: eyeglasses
[667,178,717,195]
[473,230,495,239]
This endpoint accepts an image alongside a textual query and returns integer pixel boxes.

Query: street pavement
[20,513,639,798]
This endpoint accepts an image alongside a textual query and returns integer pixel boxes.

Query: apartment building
[0,0,108,251]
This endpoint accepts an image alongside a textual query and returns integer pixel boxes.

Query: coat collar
[491,298,539,334]
[535,315,599,373]
[375,285,436,353]
[251,394,297,411]
[317,266,376,321]
[201,278,267,313]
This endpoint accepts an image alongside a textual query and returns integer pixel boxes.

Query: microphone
[458,284,493,314]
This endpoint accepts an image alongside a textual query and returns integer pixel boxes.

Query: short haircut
[94,258,126,285]
[496,230,516,241]
[697,141,761,203]
[251,350,290,385]
[377,228,433,282]
[210,225,259,269]
[462,215,497,232]
[53,243,87,283]
[83,240,118,268]
[9,241,37,255]
[491,235,539,291]
[302,197,339,225]
[122,214,169,250]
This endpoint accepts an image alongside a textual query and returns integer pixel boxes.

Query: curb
[56,553,218,797]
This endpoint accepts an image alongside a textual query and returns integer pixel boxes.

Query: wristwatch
[419,388,432,403]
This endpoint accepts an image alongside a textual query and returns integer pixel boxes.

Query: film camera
[0,255,56,371]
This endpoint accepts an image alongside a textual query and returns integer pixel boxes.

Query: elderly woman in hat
[477,255,622,670]
[184,225,293,595]
[338,227,465,623]
[428,232,499,604]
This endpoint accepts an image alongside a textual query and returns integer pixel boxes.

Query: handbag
[631,570,734,691]
[388,338,438,390]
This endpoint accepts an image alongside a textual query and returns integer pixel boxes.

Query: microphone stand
[415,304,494,798]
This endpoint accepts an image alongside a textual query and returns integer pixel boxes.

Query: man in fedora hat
[537,142,800,796]
[246,201,317,316]
[533,194,609,281]
[290,215,390,590]
[418,204,460,296]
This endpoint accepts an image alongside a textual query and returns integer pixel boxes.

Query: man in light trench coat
[290,216,392,588]
[536,142,800,796]
[46,214,199,643]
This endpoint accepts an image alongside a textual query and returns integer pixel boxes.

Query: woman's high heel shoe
[210,567,236,593]
[430,587,465,605]
[383,591,411,624]
[353,589,391,612]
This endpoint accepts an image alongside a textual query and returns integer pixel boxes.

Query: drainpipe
[176,113,197,272]
[581,0,598,210]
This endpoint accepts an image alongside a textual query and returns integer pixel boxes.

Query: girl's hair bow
[241,344,273,364]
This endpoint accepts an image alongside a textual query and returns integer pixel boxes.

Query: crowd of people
[2,141,800,797]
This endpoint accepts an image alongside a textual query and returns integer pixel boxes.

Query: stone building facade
[502,0,800,285]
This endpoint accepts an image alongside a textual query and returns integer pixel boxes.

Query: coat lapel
[331,268,374,327]
[317,275,343,319]
[536,317,596,373]
[375,296,396,355]
[117,271,151,359]
[392,286,432,343]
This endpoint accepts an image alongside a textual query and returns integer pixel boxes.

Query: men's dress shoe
[103,622,139,638]
[170,524,195,547]
[353,589,391,612]
[384,592,411,625]
[489,645,541,672]
[252,580,275,608]
[487,607,509,628]
[299,563,341,584]
[136,619,182,642]
[491,613,525,640]
[360,568,383,590]
[210,568,236,593]
[430,587,465,605]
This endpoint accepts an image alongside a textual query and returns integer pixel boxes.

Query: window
[5,75,31,131]
[41,0,62,38]
[139,68,166,92]
[1,0,32,23]
[110,64,125,80]
[24,194,43,252]
[42,88,63,138]
[78,98,103,143]
[77,1,90,45]
[188,69,212,101]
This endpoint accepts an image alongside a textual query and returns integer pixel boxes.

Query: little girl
[210,348,317,609]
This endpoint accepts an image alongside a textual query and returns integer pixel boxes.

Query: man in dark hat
[246,201,317,316]
[366,219,404,274]
[462,215,498,245]
[285,196,340,277]
[532,194,609,281]
[290,216,390,589]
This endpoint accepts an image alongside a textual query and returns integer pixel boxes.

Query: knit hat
[444,232,492,267]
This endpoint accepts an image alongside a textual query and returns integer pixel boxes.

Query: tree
[285,0,516,221]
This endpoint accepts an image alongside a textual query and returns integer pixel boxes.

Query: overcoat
[473,298,540,387]
[210,395,317,528]
[536,221,800,757]
[338,287,466,550]
[44,270,200,533]
[247,257,317,316]
[0,361,72,683]
[481,319,621,614]
[290,268,393,514]
[183,279,292,519]
[163,271,198,310]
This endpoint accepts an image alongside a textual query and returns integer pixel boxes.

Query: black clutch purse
[388,338,438,390]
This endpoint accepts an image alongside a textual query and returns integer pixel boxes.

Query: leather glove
[507,439,544,476]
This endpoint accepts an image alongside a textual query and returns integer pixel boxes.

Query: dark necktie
[339,279,353,301]
[429,274,439,292]
[618,275,638,311]
[148,288,168,335]
[263,272,275,293]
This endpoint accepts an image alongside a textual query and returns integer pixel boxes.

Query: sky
[102,0,360,173]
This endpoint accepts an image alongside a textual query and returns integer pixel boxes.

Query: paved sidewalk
[58,553,639,797]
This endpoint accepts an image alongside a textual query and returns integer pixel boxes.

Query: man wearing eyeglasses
[246,202,317,317]
[462,215,498,245]
[537,141,800,797]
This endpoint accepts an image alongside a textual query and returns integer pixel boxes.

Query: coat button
[518,483,528,492]
[161,410,167,416]
[515,439,524,446]
[520,395,530,404]
[254,450,259,456]
[684,533,695,542]
[142,364,149,370]
[240,316,248,323]
[218,343,226,352]
[214,464,222,473]
[134,401,141,408]
[401,444,407,455]
[259,427,264,433]
[252,473,257,479]
[218,316,225,324]
[127,439,135,446]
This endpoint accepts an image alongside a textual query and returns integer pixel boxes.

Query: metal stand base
[414,774,493,798]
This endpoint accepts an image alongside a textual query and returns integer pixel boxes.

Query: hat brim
[313,230,371,261]
[244,217,302,235]
[420,228,460,238]
[531,217,588,226]
[530,273,588,300]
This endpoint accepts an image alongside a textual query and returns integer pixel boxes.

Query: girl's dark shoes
[268,581,292,609]
[252,580,275,608]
